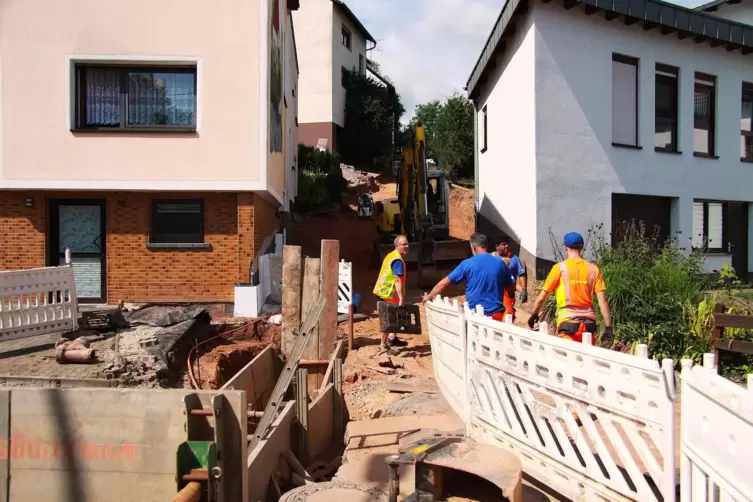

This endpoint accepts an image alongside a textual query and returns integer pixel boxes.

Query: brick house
[0,0,300,304]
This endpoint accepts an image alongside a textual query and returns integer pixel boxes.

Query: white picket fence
[425,296,753,502]
[0,265,78,342]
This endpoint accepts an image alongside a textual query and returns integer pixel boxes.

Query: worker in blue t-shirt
[422,233,515,320]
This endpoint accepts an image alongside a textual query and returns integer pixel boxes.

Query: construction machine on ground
[374,123,471,288]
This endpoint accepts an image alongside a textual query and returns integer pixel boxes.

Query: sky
[343,0,710,122]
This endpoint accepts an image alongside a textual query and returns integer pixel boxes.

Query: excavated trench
[192,321,282,389]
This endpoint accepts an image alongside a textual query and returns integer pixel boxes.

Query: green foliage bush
[592,226,708,361]
[296,144,348,209]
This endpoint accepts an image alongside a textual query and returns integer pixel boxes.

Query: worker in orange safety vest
[527,232,613,347]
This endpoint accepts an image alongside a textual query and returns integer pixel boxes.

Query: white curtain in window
[85,69,120,126]
[612,60,637,145]
[692,202,704,249]
[128,72,195,126]
[707,203,723,249]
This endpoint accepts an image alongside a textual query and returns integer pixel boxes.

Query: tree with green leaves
[433,93,474,178]
[411,100,442,159]
[340,68,405,170]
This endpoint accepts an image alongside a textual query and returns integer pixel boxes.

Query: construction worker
[373,235,410,353]
[492,236,528,321]
[527,232,614,346]
[423,233,515,321]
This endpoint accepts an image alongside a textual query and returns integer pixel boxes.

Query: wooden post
[319,240,340,362]
[713,302,725,373]
[348,304,354,353]
[282,245,303,357]
[301,258,322,390]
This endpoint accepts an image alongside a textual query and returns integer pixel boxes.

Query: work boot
[388,337,408,347]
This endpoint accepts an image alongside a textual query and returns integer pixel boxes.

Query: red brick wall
[0,194,46,270]
[0,191,281,304]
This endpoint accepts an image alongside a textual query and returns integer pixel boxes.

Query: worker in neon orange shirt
[527,232,613,346]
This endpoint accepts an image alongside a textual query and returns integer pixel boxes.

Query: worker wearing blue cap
[527,232,614,347]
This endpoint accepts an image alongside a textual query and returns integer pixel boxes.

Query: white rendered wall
[532,1,753,265]
[332,7,368,127]
[475,14,538,258]
[291,0,333,125]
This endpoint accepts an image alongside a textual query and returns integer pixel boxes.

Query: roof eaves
[466,0,753,100]
[694,0,742,12]
[331,0,376,44]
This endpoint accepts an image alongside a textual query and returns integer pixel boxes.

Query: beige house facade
[0,0,300,304]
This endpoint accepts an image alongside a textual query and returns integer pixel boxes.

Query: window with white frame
[611,53,639,147]
[692,200,725,252]
[694,73,716,156]
[341,24,352,50]
[741,82,753,161]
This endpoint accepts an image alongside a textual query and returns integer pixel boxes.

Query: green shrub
[296,171,329,209]
[296,144,348,208]
[591,225,708,360]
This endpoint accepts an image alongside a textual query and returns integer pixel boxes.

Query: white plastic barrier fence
[424,297,468,422]
[426,297,677,502]
[337,260,352,314]
[680,355,753,502]
[0,265,78,342]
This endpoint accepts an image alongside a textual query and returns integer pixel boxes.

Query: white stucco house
[469,0,753,277]
[292,0,375,152]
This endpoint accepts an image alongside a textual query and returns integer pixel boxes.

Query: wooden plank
[282,245,303,357]
[714,338,753,355]
[0,390,8,502]
[301,257,321,390]
[7,388,247,502]
[715,313,753,330]
[307,384,334,460]
[319,240,340,361]
[247,401,296,502]
[386,380,440,394]
[220,346,278,410]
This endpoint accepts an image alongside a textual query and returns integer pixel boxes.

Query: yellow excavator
[374,123,471,287]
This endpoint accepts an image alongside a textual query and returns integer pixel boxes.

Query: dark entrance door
[49,199,106,303]
[725,202,749,276]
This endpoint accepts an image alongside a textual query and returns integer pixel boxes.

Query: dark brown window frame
[694,72,717,157]
[742,82,753,162]
[359,53,365,75]
[611,53,639,148]
[149,198,205,246]
[694,199,727,253]
[73,64,197,133]
[341,24,352,50]
[655,63,679,153]
[481,105,488,153]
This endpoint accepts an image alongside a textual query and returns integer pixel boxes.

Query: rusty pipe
[181,469,209,482]
[55,347,97,364]
[299,359,329,366]
[172,482,202,502]
[189,409,263,418]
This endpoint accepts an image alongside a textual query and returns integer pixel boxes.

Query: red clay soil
[448,184,475,241]
[194,322,281,389]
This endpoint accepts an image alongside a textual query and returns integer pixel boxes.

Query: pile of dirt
[192,321,282,389]
[449,184,475,241]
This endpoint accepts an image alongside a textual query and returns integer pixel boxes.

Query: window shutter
[707,203,723,249]
[692,202,704,249]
